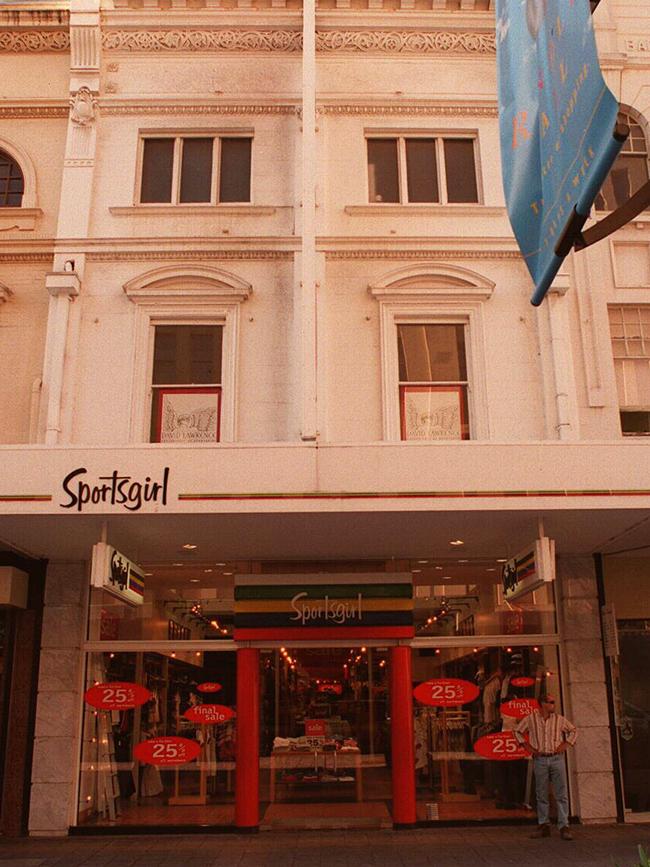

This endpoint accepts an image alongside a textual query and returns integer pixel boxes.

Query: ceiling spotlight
[172,562,184,567]
[223,571,233,576]
[442,576,452,580]
[418,560,429,564]
[215,562,226,567]
[411,568,422,574]
[449,539,464,547]
[204,569,213,573]
[183,544,197,550]
[486,567,496,572]
[457,559,468,563]
[144,572,153,576]
[496,558,507,563]
[189,578,200,583]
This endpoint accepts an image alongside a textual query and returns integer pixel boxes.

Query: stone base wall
[28,561,88,836]
[558,556,617,823]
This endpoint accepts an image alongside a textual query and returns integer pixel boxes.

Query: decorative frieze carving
[321,104,498,117]
[102,29,302,53]
[0,253,52,262]
[70,87,97,126]
[0,31,69,52]
[101,28,495,55]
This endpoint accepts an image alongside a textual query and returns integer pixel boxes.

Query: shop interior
[79,556,560,829]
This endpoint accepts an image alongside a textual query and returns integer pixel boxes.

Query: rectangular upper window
[608,306,650,436]
[397,323,470,440]
[150,325,223,443]
[139,136,252,205]
[367,135,478,204]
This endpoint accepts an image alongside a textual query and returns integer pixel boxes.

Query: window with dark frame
[608,306,650,436]
[140,136,252,205]
[150,325,223,443]
[595,111,649,212]
[367,136,478,204]
[398,323,470,441]
[0,149,24,207]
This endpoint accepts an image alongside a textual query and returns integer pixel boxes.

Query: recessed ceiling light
[486,567,496,572]
[411,568,422,573]
[190,578,200,583]
[458,559,468,563]
[183,544,197,550]
[496,558,507,563]
[449,539,464,547]
[418,560,429,564]
[442,576,452,580]
[223,571,233,576]
[434,566,443,570]
[172,562,184,567]
[215,562,226,567]
[203,569,213,573]
[144,572,153,576]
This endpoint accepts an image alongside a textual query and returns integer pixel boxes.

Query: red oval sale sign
[510,676,535,688]
[197,682,222,693]
[84,682,152,711]
[500,697,540,719]
[413,678,480,707]
[474,732,530,761]
[134,736,201,766]
[183,704,236,725]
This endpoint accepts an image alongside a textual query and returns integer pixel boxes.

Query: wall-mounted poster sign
[85,681,152,711]
[134,736,201,766]
[155,387,220,443]
[413,678,480,707]
[500,698,539,719]
[474,732,529,761]
[183,704,235,725]
[399,385,467,441]
[91,542,145,606]
[501,537,555,602]
[197,682,222,694]
[234,573,413,640]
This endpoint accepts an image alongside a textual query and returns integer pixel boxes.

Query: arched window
[0,149,24,207]
[595,109,649,211]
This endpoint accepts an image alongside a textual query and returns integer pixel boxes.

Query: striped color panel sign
[234,573,414,640]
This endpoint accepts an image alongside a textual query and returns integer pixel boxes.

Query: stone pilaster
[557,555,617,822]
[28,562,88,836]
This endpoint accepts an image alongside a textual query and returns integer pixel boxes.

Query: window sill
[110,205,276,217]
[0,208,43,231]
[344,204,505,216]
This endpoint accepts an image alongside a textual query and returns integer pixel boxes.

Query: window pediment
[123,265,252,305]
[368,262,495,301]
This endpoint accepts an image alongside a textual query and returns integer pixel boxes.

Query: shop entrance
[259,646,393,829]
[615,621,650,818]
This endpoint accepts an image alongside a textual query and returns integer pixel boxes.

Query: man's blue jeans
[533,754,569,829]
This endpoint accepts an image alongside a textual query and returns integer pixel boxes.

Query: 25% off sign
[413,678,480,707]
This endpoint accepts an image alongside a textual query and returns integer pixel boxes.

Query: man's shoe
[529,824,551,838]
[559,827,574,841]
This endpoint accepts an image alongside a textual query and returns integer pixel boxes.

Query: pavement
[0,825,649,867]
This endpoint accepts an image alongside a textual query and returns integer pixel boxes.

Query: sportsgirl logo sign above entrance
[233,573,413,640]
[60,467,170,512]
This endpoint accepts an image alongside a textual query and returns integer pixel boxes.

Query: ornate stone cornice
[102,28,495,55]
[0,253,52,262]
[0,105,68,118]
[88,250,293,261]
[100,103,297,116]
[325,250,521,260]
[0,30,69,52]
[320,103,498,117]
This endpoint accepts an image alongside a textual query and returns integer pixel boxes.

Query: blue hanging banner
[496,0,623,306]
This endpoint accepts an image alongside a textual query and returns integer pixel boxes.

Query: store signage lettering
[510,676,535,688]
[134,736,201,766]
[60,467,170,512]
[290,592,362,626]
[197,682,222,693]
[500,698,540,719]
[473,732,529,761]
[84,681,152,711]
[413,678,480,707]
[183,704,235,725]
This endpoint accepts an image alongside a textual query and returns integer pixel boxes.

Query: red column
[235,647,260,831]
[390,645,417,828]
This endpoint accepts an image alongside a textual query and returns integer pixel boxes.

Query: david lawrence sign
[234,573,413,640]
[60,467,170,512]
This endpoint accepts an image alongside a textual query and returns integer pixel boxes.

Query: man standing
[515,694,577,840]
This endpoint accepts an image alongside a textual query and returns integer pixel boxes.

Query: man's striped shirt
[514,710,577,753]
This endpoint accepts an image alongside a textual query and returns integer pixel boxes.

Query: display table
[269,747,363,802]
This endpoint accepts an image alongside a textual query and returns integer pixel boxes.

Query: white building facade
[0,0,648,837]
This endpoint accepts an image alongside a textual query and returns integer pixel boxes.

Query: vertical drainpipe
[547,275,579,440]
[300,0,318,442]
[43,273,80,445]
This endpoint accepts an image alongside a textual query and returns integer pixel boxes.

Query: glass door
[259,646,392,829]
[616,621,650,818]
